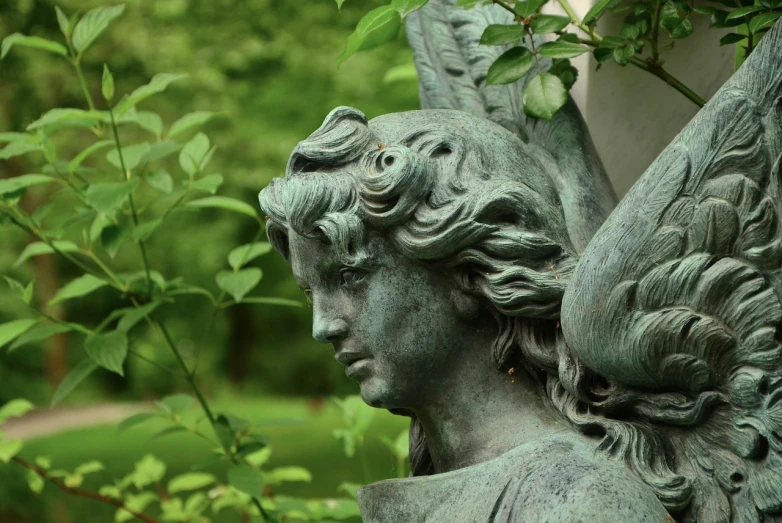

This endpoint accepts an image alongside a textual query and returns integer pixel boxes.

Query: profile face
[287,228,484,410]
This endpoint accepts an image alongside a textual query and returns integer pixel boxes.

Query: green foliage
[523,73,568,120]
[486,47,534,85]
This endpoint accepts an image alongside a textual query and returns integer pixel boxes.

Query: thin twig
[12,457,159,523]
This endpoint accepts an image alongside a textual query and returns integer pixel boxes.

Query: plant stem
[556,0,705,107]
[73,58,97,112]
[12,457,158,523]
[650,0,663,63]
[108,108,153,295]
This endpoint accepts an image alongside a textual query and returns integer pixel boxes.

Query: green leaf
[515,0,546,17]
[619,23,641,40]
[167,111,215,139]
[382,63,419,84]
[140,141,181,164]
[117,302,160,333]
[583,0,613,24]
[720,32,747,45]
[0,439,23,463]
[214,415,236,450]
[725,5,764,20]
[179,133,210,176]
[50,274,108,305]
[338,482,362,499]
[116,492,158,522]
[27,108,104,131]
[145,170,173,193]
[0,132,33,143]
[128,455,166,489]
[55,6,72,38]
[0,399,34,423]
[26,469,45,494]
[72,5,126,54]
[9,323,71,353]
[102,64,115,101]
[522,73,567,120]
[0,141,42,160]
[13,240,80,268]
[106,143,151,171]
[115,73,187,117]
[67,140,114,172]
[191,174,223,194]
[338,6,401,64]
[227,464,264,497]
[168,472,216,494]
[84,330,128,376]
[227,242,272,270]
[147,426,188,442]
[22,280,34,305]
[1,33,68,60]
[100,224,128,258]
[537,41,589,59]
[0,319,38,350]
[336,0,346,8]
[480,24,524,45]
[239,297,303,307]
[693,6,716,14]
[661,1,693,39]
[155,394,195,415]
[749,11,782,33]
[266,467,312,484]
[216,269,262,303]
[186,196,259,219]
[530,15,570,34]
[390,0,429,18]
[612,44,635,64]
[486,47,534,85]
[135,111,163,136]
[4,276,25,299]
[85,179,140,215]
[0,174,54,197]
[74,460,105,476]
[132,218,162,242]
[51,359,99,406]
[117,413,158,434]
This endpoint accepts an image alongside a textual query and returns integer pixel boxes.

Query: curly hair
[258,106,699,514]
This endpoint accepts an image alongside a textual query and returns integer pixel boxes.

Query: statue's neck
[412,363,566,474]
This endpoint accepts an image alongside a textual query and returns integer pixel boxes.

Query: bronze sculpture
[259,1,782,520]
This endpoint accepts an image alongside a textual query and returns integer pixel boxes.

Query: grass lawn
[0,394,409,522]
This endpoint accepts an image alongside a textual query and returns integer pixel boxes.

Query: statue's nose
[312,300,349,344]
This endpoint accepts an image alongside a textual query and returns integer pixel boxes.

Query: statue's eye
[340,268,365,286]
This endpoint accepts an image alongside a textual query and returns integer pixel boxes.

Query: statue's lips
[335,351,369,367]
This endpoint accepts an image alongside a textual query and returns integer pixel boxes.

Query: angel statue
[258,0,782,519]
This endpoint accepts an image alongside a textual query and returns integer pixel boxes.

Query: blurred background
[0,0,418,520]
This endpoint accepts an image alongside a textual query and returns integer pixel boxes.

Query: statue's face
[287,228,484,409]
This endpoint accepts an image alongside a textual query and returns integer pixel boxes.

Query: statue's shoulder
[496,434,671,523]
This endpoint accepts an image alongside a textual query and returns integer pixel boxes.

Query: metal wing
[562,20,782,522]
[407,0,617,252]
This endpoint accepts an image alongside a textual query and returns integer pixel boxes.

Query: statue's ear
[450,271,488,322]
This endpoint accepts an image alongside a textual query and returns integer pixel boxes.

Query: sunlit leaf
[0,399,34,423]
[147,426,188,442]
[128,455,166,489]
[390,0,429,18]
[67,140,114,172]
[50,274,108,305]
[1,33,68,59]
[537,41,589,59]
[117,413,158,434]
[140,141,181,164]
[266,466,312,484]
[0,141,42,160]
[135,111,163,136]
[749,11,782,33]
[27,108,104,131]
[179,133,210,176]
[72,5,126,53]
[523,73,567,120]
[0,439,23,463]
[106,143,151,171]
[530,14,570,34]
[145,170,173,193]
[117,302,160,332]
[583,0,613,25]
[74,460,105,476]
[102,64,115,101]
[132,219,162,242]
[191,174,223,194]
[238,297,303,307]
[155,394,195,415]
[168,472,216,494]
[51,358,99,406]
[25,469,44,494]
[382,63,419,84]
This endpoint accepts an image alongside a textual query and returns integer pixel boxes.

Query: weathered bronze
[259,1,782,520]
